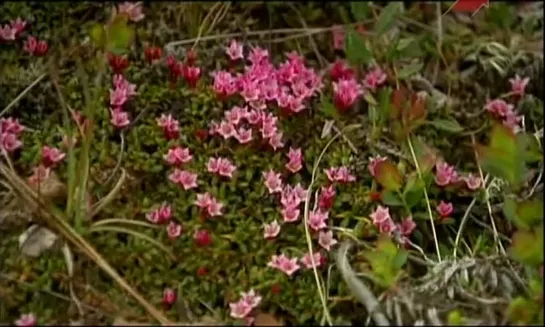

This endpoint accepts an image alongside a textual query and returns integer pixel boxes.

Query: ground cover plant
[0,1,543,325]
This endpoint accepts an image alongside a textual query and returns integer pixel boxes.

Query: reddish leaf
[375,160,403,191]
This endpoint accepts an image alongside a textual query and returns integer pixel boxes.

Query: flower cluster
[370,206,416,242]
[330,61,388,112]
[485,98,522,134]
[41,146,65,168]
[23,36,48,56]
[194,192,224,218]
[146,203,182,239]
[229,289,262,320]
[435,162,482,191]
[117,2,145,22]
[166,53,201,89]
[207,157,237,179]
[325,166,356,184]
[15,313,36,327]
[0,17,26,41]
[109,74,137,128]
[0,117,25,153]
[157,114,181,140]
[164,146,193,166]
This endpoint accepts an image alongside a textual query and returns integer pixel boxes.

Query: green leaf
[381,190,404,206]
[378,87,392,125]
[426,119,464,133]
[375,3,401,36]
[397,62,424,79]
[489,123,517,153]
[345,27,372,66]
[106,17,134,54]
[514,199,544,230]
[509,227,543,266]
[375,160,403,191]
[350,2,371,21]
[391,249,408,270]
[90,23,106,48]
[319,94,339,119]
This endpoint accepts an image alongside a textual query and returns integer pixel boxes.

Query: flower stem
[406,137,442,261]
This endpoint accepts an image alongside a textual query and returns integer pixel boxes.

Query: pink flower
[330,59,355,82]
[217,120,236,139]
[164,146,192,166]
[398,216,416,236]
[109,87,128,107]
[168,169,198,190]
[463,173,482,191]
[162,288,177,305]
[110,109,131,128]
[207,157,236,179]
[194,229,212,247]
[435,162,458,187]
[194,192,213,209]
[308,210,329,231]
[213,71,238,99]
[333,78,363,112]
[113,74,137,96]
[206,197,224,217]
[248,47,269,65]
[378,218,396,235]
[285,147,303,173]
[229,289,262,320]
[10,17,27,36]
[300,251,323,269]
[1,132,23,153]
[370,206,391,225]
[167,221,182,239]
[436,201,453,218]
[485,99,514,118]
[229,301,253,319]
[1,117,25,134]
[318,230,338,251]
[226,39,244,61]
[28,165,50,186]
[362,67,387,92]
[368,155,388,177]
[268,254,300,276]
[118,2,145,22]
[240,289,262,309]
[318,185,336,210]
[325,166,356,184]
[0,24,16,41]
[235,127,253,144]
[332,25,345,50]
[263,170,283,194]
[280,184,307,209]
[281,206,300,223]
[268,132,285,151]
[263,220,281,239]
[503,111,522,134]
[15,313,36,327]
[41,146,66,167]
[225,106,247,125]
[509,74,529,96]
[246,110,262,125]
[146,203,172,224]
[156,114,180,140]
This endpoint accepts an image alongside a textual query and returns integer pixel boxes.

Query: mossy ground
[0,2,543,325]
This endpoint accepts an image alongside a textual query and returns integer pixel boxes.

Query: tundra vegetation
[0,2,543,326]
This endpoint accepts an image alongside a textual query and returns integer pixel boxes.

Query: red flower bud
[194,229,212,247]
[107,53,129,74]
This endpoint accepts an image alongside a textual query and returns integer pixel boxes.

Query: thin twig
[407,137,442,261]
[453,175,490,259]
[103,132,125,187]
[0,73,47,118]
[471,134,505,255]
